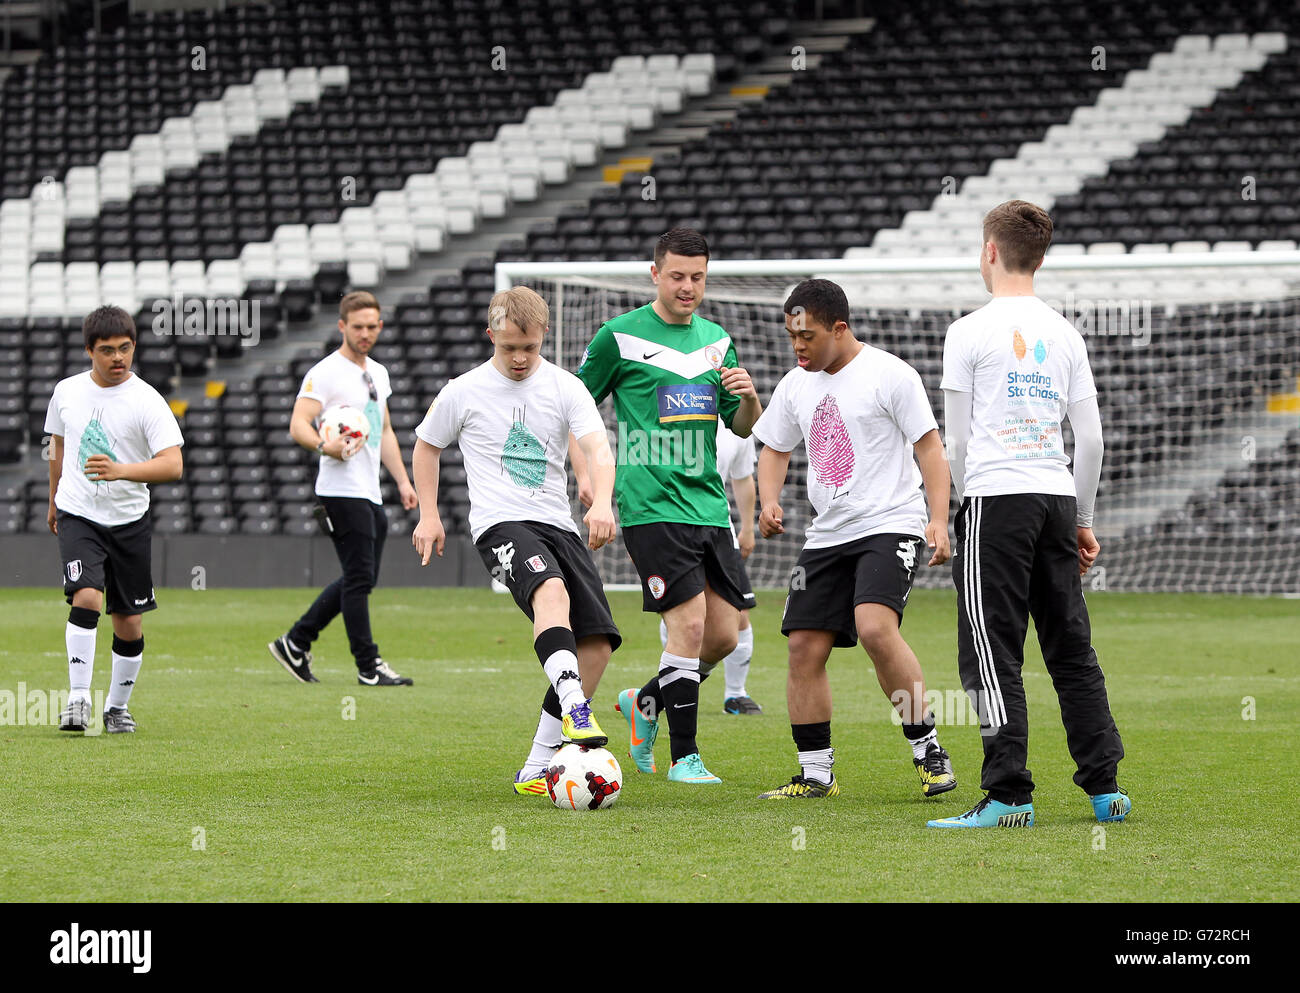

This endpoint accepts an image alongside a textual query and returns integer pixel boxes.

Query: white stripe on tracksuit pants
[953,493,1125,805]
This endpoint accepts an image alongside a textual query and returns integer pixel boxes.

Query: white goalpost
[497,251,1300,595]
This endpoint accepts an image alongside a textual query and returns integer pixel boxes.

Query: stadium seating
[1,0,1295,596]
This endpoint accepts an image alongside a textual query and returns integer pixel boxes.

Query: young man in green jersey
[576,228,762,784]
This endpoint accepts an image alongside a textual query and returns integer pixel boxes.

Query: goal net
[498,252,1300,596]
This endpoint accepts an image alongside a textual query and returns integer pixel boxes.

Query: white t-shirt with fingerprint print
[415,358,606,543]
[941,296,1097,497]
[45,371,185,526]
[299,351,391,505]
[752,344,937,549]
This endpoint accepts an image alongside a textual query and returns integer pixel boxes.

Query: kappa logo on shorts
[647,575,667,600]
[896,539,918,578]
[492,541,516,581]
[525,555,546,573]
[66,560,82,583]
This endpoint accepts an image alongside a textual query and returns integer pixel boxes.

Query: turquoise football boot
[614,688,658,773]
[1090,791,1132,822]
[927,795,1034,828]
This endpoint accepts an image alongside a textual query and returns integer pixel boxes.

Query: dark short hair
[654,227,709,267]
[783,279,850,331]
[982,200,1053,273]
[83,306,137,350]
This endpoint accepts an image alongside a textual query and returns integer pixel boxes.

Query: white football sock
[66,622,96,703]
[525,710,563,773]
[909,728,939,761]
[798,747,835,785]
[106,649,142,711]
[542,648,585,713]
[659,617,668,649]
[723,625,754,699]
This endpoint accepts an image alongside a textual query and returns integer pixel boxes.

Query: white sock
[909,728,939,761]
[542,648,585,713]
[798,747,835,785]
[525,710,563,773]
[723,625,754,699]
[66,622,96,703]
[107,649,142,711]
[658,618,668,649]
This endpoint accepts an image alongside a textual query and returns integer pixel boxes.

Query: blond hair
[339,290,381,321]
[982,200,1053,273]
[488,286,549,334]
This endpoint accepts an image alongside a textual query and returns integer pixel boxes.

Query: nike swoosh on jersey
[614,332,731,378]
[642,350,663,360]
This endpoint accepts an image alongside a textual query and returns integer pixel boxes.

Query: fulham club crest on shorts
[66,560,82,583]
[647,575,667,600]
[525,555,547,573]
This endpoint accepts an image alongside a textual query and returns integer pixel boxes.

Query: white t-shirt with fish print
[415,358,607,542]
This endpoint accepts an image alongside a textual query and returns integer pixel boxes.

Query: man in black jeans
[269,291,419,686]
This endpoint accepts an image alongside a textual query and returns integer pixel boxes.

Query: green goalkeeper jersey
[576,303,739,528]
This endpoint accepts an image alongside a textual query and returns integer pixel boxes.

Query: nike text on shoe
[723,695,763,715]
[915,742,958,797]
[757,774,839,799]
[513,768,548,796]
[103,707,137,734]
[357,660,413,686]
[1090,790,1132,823]
[562,699,608,747]
[667,752,721,784]
[927,795,1033,828]
[59,698,90,732]
[614,687,657,773]
[269,635,319,683]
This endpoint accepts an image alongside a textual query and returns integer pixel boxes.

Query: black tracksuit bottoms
[953,493,1124,805]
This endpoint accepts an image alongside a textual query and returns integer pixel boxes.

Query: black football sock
[535,626,583,712]
[658,651,701,762]
[903,712,938,759]
[637,674,664,721]
[792,721,834,784]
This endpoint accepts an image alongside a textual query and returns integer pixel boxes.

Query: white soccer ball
[319,405,371,456]
[546,744,622,810]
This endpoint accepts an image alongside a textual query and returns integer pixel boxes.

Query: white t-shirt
[717,422,756,548]
[941,296,1097,497]
[44,371,185,527]
[415,358,607,543]
[752,343,937,548]
[299,351,392,505]
[717,421,756,482]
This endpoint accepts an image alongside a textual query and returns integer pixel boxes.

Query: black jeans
[290,497,387,669]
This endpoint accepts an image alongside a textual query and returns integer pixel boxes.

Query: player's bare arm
[568,431,594,508]
[721,365,762,437]
[290,395,360,461]
[411,439,445,564]
[380,403,418,510]
[83,444,183,485]
[757,444,792,538]
[47,434,64,534]
[731,474,757,559]
[912,428,952,566]
[577,428,616,550]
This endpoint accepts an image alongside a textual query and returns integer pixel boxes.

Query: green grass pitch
[0,586,1296,902]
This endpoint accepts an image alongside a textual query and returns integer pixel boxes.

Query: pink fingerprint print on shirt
[808,393,854,496]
